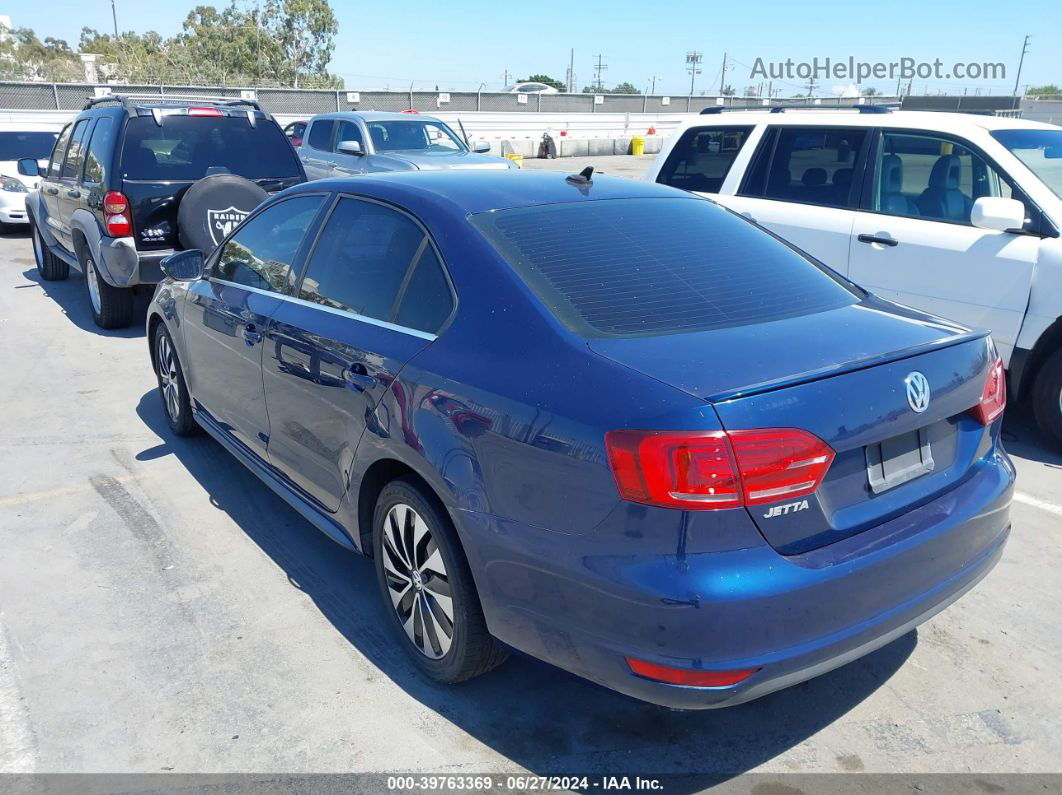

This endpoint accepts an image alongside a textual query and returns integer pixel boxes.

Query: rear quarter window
[471,197,859,338]
[657,125,754,193]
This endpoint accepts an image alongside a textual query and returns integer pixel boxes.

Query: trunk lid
[589,299,994,554]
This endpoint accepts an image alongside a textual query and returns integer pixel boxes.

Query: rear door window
[307,120,335,152]
[298,197,453,333]
[213,196,324,292]
[120,115,301,180]
[657,125,754,193]
[758,126,867,208]
[82,116,114,186]
[471,197,859,338]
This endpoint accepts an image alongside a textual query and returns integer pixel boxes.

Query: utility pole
[806,75,816,97]
[567,48,574,93]
[686,51,702,96]
[719,51,727,95]
[1013,34,1030,96]
[111,0,119,37]
[593,54,608,91]
[648,74,663,94]
[501,68,511,86]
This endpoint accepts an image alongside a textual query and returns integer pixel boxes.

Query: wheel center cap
[411,569,423,591]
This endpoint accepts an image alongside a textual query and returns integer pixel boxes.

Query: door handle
[857,234,898,247]
[66,189,81,199]
[243,324,263,346]
[342,365,377,391]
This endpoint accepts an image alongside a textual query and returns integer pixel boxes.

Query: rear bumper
[96,237,172,287]
[457,448,1014,709]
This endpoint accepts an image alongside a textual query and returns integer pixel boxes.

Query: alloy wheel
[156,333,181,423]
[381,503,455,659]
[85,257,102,315]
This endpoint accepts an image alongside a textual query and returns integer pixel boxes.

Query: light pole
[111,0,118,37]
[647,74,663,95]
[686,51,702,96]
[1013,35,1030,97]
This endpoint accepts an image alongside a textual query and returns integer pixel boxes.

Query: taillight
[187,106,223,117]
[103,190,132,237]
[971,356,1006,425]
[626,657,759,687]
[605,428,834,511]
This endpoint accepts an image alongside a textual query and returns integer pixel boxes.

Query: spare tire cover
[177,174,268,252]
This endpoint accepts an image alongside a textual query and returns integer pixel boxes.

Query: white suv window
[756,126,867,209]
[874,132,1015,225]
[657,126,754,193]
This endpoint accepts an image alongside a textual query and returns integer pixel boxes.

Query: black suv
[29,94,306,328]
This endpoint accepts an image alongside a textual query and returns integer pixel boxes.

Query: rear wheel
[153,325,198,436]
[33,223,68,281]
[83,252,133,329]
[1032,348,1062,448]
[373,478,507,683]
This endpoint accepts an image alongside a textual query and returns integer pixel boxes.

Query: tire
[177,173,267,252]
[153,324,199,437]
[83,251,133,329]
[1032,348,1062,448]
[373,477,507,683]
[32,222,69,281]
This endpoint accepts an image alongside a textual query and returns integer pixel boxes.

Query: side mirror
[336,140,363,155]
[161,249,205,281]
[17,158,39,177]
[472,141,492,154]
[971,197,1027,233]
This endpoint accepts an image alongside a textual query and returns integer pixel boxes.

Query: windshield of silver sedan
[366,120,466,153]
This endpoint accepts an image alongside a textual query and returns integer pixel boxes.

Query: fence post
[642,94,647,113]
[686,95,691,112]
[52,83,60,110]
[537,92,542,112]
[477,89,481,112]
[335,90,340,111]
[409,87,414,110]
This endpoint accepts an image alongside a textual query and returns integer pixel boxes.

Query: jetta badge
[905,371,931,414]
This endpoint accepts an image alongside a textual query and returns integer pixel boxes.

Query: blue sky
[13,0,1060,95]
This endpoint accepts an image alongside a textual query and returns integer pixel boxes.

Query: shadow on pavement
[1002,400,1062,469]
[20,267,151,338]
[135,389,914,788]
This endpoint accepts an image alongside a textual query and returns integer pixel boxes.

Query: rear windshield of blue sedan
[471,197,860,337]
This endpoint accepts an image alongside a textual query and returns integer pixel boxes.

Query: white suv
[649,107,1062,445]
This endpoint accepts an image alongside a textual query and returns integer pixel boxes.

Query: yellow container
[504,153,524,168]
[631,136,645,156]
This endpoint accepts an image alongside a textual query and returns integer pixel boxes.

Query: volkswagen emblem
[904,371,931,414]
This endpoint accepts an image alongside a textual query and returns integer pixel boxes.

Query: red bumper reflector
[626,657,759,687]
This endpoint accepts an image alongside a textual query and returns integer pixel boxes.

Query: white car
[649,107,1062,445]
[503,82,560,95]
[0,122,61,230]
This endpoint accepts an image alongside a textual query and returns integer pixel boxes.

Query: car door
[52,118,90,250]
[263,195,455,512]
[717,125,870,275]
[39,123,72,231]
[299,119,337,180]
[849,130,1040,362]
[330,120,367,176]
[183,195,327,460]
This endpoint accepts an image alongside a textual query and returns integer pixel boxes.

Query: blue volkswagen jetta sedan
[148,170,1013,709]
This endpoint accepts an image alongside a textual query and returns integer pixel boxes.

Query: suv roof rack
[82,93,264,113]
[699,103,894,115]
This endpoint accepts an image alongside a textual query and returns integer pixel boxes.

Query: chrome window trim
[208,277,438,341]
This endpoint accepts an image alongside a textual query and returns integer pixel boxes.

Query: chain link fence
[0,80,904,116]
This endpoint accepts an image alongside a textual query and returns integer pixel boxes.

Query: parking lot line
[1013,491,1062,518]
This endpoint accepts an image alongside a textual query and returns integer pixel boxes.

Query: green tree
[863,86,880,97]
[611,81,641,94]
[0,24,81,81]
[721,84,735,96]
[1027,84,1061,96]
[519,74,566,91]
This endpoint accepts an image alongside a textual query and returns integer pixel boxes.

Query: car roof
[283,169,695,215]
[676,109,1060,134]
[308,111,445,123]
